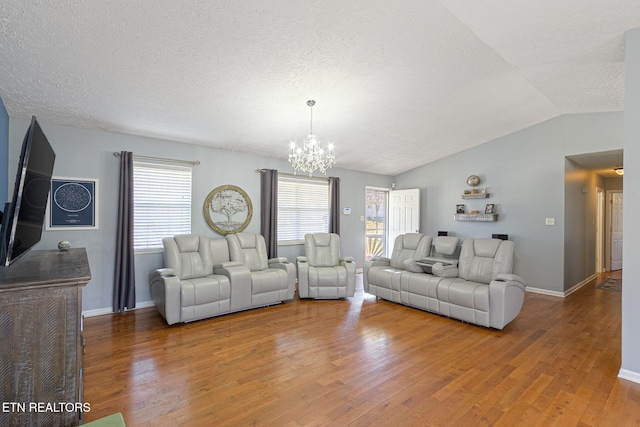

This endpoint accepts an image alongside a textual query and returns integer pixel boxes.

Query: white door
[611,192,623,271]
[388,188,420,253]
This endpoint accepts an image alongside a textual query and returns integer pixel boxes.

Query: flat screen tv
[0,116,56,267]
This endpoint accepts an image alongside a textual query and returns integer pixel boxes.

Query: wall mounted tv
[0,116,56,267]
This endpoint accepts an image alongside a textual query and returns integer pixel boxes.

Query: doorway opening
[608,190,623,272]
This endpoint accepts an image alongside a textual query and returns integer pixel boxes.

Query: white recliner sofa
[364,234,526,330]
[296,233,356,299]
[149,233,296,325]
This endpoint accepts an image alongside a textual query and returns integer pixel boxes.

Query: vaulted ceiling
[1,1,639,175]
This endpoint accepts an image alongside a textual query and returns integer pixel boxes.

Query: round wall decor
[204,185,253,235]
[466,175,481,187]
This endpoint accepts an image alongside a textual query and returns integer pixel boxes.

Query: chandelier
[288,100,336,176]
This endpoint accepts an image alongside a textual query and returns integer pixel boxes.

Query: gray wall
[0,97,8,205]
[621,28,640,381]
[564,159,604,290]
[7,119,391,312]
[393,112,624,294]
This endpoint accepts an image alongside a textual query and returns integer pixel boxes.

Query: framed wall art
[47,177,99,230]
[204,184,253,235]
[485,203,495,214]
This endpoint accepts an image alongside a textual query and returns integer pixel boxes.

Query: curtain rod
[255,169,339,181]
[114,152,200,166]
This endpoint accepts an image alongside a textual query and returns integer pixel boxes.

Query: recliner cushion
[180,275,231,306]
[305,233,340,267]
[433,236,460,256]
[227,232,269,271]
[250,269,290,294]
[389,233,431,270]
[165,235,213,280]
[458,239,514,283]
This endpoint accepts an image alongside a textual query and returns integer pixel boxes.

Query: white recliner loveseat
[364,233,526,329]
[149,233,296,325]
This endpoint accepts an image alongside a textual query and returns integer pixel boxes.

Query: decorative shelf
[454,213,498,222]
[462,193,490,199]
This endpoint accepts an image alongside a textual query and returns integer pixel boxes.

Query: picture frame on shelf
[485,203,495,214]
[456,204,466,214]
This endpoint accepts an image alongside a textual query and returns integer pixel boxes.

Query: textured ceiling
[1,1,639,175]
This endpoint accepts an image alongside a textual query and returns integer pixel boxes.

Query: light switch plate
[545,217,555,226]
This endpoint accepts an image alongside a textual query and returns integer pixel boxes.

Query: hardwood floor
[83,272,640,426]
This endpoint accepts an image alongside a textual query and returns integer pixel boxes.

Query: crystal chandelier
[288,100,336,176]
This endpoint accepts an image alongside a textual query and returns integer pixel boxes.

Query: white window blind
[277,175,329,244]
[133,160,192,251]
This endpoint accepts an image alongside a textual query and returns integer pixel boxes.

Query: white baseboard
[564,274,597,297]
[82,300,155,318]
[619,368,640,384]
[526,274,596,298]
[525,287,565,297]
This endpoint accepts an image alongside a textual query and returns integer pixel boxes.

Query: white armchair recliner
[297,233,356,299]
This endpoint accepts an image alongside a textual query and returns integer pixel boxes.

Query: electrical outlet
[545,217,555,226]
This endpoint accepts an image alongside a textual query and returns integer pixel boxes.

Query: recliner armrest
[495,273,525,286]
[431,262,459,278]
[341,256,354,263]
[148,268,181,325]
[489,275,526,329]
[213,261,244,269]
[149,268,177,281]
[269,257,289,264]
[297,256,308,263]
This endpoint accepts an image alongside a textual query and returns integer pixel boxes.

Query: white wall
[7,119,391,312]
[621,28,640,382]
[393,112,624,294]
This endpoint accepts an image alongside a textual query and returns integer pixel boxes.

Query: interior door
[611,191,623,271]
[388,188,420,253]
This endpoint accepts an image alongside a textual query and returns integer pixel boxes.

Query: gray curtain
[113,151,136,312]
[260,169,278,258]
[329,176,340,235]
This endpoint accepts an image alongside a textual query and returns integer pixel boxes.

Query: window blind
[277,175,329,244]
[133,160,192,251]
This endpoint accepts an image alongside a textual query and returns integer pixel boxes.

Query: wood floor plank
[82,272,640,426]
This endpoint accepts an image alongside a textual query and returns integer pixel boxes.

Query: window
[277,175,329,244]
[133,159,192,252]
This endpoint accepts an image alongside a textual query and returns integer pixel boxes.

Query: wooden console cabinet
[0,248,91,427]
